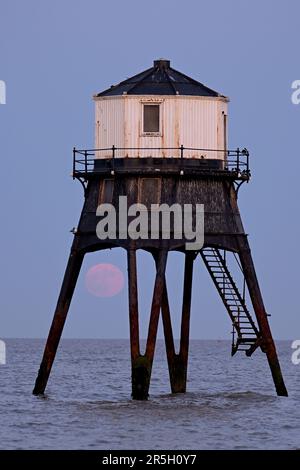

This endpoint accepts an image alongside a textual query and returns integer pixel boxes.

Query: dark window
[143,105,160,133]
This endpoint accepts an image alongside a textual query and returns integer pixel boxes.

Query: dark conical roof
[95,59,223,98]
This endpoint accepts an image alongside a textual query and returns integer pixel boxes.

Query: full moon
[85,263,124,297]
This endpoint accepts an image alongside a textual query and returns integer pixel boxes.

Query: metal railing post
[84,150,88,177]
[73,147,76,179]
[180,145,184,174]
[112,145,115,173]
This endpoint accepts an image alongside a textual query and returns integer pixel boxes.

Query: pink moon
[85,263,125,297]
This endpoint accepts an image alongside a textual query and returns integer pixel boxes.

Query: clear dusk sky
[0,0,299,339]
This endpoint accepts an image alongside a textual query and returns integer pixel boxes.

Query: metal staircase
[200,247,263,356]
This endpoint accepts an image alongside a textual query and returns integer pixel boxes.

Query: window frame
[141,100,163,136]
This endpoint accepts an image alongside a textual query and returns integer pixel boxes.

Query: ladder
[200,247,263,356]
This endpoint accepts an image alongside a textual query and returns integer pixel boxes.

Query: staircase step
[235,321,253,324]
[240,330,257,339]
[237,338,257,343]
[240,334,258,337]
[220,287,239,291]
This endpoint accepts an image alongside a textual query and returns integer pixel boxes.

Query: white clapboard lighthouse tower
[33,59,288,400]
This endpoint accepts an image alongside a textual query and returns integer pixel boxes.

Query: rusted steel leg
[127,248,144,399]
[238,241,288,397]
[33,248,84,395]
[161,254,194,393]
[161,283,177,392]
[132,249,167,400]
[177,253,194,392]
[127,249,140,361]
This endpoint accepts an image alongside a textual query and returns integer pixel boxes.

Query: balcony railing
[72,146,250,181]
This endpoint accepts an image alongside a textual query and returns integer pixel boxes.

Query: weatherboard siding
[94,95,228,159]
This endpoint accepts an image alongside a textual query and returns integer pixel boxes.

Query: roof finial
[153,59,170,69]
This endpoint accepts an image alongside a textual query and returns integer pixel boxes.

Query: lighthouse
[33,59,287,399]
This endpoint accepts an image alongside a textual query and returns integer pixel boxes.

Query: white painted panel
[178,98,218,158]
[94,95,227,160]
[95,98,125,158]
[163,98,180,157]
[126,97,164,158]
[217,100,228,160]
